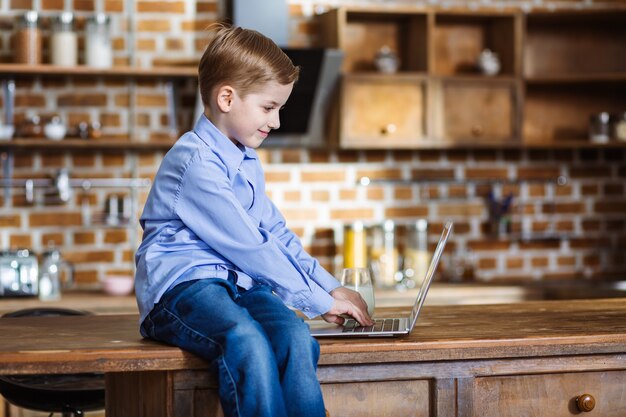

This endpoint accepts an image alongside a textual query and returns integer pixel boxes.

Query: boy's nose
[268,113,280,130]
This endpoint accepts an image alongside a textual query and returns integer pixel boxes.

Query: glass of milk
[340,268,375,317]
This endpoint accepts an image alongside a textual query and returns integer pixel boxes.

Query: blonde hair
[198,24,299,107]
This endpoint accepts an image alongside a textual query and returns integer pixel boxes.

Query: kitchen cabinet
[431,77,519,143]
[317,6,626,149]
[340,73,427,148]
[322,379,431,417]
[473,370,626,416]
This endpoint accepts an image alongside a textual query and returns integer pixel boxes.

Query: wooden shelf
[0,137,177,150]
[0,63,197,78]
[434,74,519,83]
[346,71,429,79]
[524,72,626,84]
[2,137,624,151]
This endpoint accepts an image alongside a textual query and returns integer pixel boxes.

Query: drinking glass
[340,268,375,317]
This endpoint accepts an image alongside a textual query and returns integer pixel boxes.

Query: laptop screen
[408,222,453,327]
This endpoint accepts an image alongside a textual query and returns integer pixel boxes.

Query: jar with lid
[14,11,42,64]
[85,14,113,68]
[343,221,367,269]
[368,220,398,289]
[612,112,626,142]
[589,112,611,143]
[38,245,74,301]
[403,219,429,287]
[51,12,77,66]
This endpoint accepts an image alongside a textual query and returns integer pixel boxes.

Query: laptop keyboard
[342,318,401,333]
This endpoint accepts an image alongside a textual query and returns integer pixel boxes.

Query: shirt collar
[193,115,258,175]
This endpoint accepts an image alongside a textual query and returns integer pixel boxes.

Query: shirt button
[303,307,310,312]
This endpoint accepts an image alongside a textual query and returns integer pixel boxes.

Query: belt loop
[227,270,238,286]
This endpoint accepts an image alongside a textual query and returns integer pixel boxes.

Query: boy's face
[223,80,294,149]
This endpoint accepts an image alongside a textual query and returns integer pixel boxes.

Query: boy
[135,25,372,417]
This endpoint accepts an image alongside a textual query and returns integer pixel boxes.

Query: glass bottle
[14,11,42,64]
[51,12,77,66]
[85,13,113,68]
[589,112,610,143]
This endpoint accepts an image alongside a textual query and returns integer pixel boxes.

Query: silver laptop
[308,221,452,338]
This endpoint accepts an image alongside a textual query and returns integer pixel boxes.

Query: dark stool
[0,307,105,417]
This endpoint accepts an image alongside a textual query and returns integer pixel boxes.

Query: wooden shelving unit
[0,63,197,150]
[317,6,626,149]
[522,10,626,144]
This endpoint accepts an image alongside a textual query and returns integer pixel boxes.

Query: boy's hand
[321,287,373,327]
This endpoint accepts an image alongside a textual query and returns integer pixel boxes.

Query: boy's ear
[216,85,235,113]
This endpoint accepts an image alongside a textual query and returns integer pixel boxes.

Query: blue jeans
[140,272,326,417]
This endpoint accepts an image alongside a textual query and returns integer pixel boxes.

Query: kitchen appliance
[0,249,38,297]
[228,0,288,46]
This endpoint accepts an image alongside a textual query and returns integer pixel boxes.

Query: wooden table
[1,299,626,417]
[0,291,138,316]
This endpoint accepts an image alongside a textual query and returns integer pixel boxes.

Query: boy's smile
[214,81,294,149]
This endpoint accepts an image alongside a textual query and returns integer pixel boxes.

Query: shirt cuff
[294,284,335,319]
[311,268,341,293]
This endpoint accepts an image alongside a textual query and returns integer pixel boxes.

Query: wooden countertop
[1,298,625,375]
[1,280,623,316]
[0,283,543,316]
[0,291,138,315]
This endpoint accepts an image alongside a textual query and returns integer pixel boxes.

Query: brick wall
[259,147,626,282]
[1,0,625,290]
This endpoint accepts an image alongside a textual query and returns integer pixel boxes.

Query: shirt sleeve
[174,153,334,318]
[260,195,341,294]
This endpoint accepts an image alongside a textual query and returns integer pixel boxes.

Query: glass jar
[589,112,610,143]
[343,221,367,269]
[403,219,429,287]
[612,112,626,142]
[85,13,113,68]
[51,12,77,66]
[14,11,42,64]
[368,220,398,288]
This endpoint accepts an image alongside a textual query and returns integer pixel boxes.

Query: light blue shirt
[135,115,339,326]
